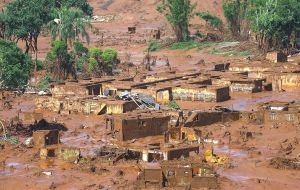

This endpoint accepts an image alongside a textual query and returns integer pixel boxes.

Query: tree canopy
[55,0,93,16]
[157,0,196,42]
[1,0,93,54]
[45,40,74,80]
[3,0,54,54]
[223,0,300,51]
[0,40,32,88]
[47,7,91,47]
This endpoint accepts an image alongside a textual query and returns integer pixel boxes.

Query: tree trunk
[34,36,38,72]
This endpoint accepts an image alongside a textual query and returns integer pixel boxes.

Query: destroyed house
[138,161,217,189]
[241,101,300,124]
[143,72,192,83]
[33,130,60,149]
[51,79,115,97]
[264,106,300,124]
[213,76,263,93]
[36,96,137,115]
[172,85,230,102]
[186,76,212,85]
[101,82,134,97]
[167,127,201,143]
[229,63,271,72]
[22,112,43,125]
[31,119,66,149]
[131,85,173,103]
[130,143,200,162]
[105,111,170,141]
[184,110,240,127]
[266,51,287,63]
[229,78,263,93]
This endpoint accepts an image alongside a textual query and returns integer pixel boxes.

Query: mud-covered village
[0,0,300,190]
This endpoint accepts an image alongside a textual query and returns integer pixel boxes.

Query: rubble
[270,157,300,170]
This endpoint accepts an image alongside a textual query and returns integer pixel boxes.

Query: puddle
[0,162,21,176]
[221,172,251,182]
[61,132,99,156]
[214,145,248,158]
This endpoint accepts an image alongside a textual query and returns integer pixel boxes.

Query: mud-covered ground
[1,0,300,189]
[1,87,300,190]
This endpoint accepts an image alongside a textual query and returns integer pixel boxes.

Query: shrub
[89,47,102,59]
[197,11,222,28]
[74,41,88,56]
[102,48,118,63]
[170,41,215,50]
[88,58,97,73]
[37,75,51,91]
[35,60,44,71]
[147,40,161,52]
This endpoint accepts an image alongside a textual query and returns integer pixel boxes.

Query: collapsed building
[229,62,300,91]
[183,109,240,128]
[28,119,80,162]
[240,101,300,125]
[35,64,298,116]
[137,160,218,189]
[105,111,170,141]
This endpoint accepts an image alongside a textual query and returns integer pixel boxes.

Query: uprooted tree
[157,0,196,42]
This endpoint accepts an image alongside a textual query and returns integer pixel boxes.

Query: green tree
[0,40,32,89]
[47,7,91,47]
[248,0,300,51]
[157,0,196,42]
[223,0,248,38]
[4,0,55,55]
[0,9,8,40]
[87,47,118,77]
[102,48,118,63]
[45,40,75,80]
[55,0,93,16]
[73,41,89,56]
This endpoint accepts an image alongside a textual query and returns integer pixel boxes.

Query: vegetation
[102,48,118,63]
[73,41,89,56]
[3,0,54,56]
[45,40,74,80]
[47,7,91,47]
[223,0,300,52]
[55,0,93,16]
[88,47,118,77]
[37,75,51,91]
[0,40,32,89]
[157,0,196,42]
[167,101,180,110]
[248,0,300,52]
[196,11,223,29]
[222,0,247,38]
[170,41,216,50]
[1,0,92,53]
[208,48,252,57]
[147,40,161,52]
